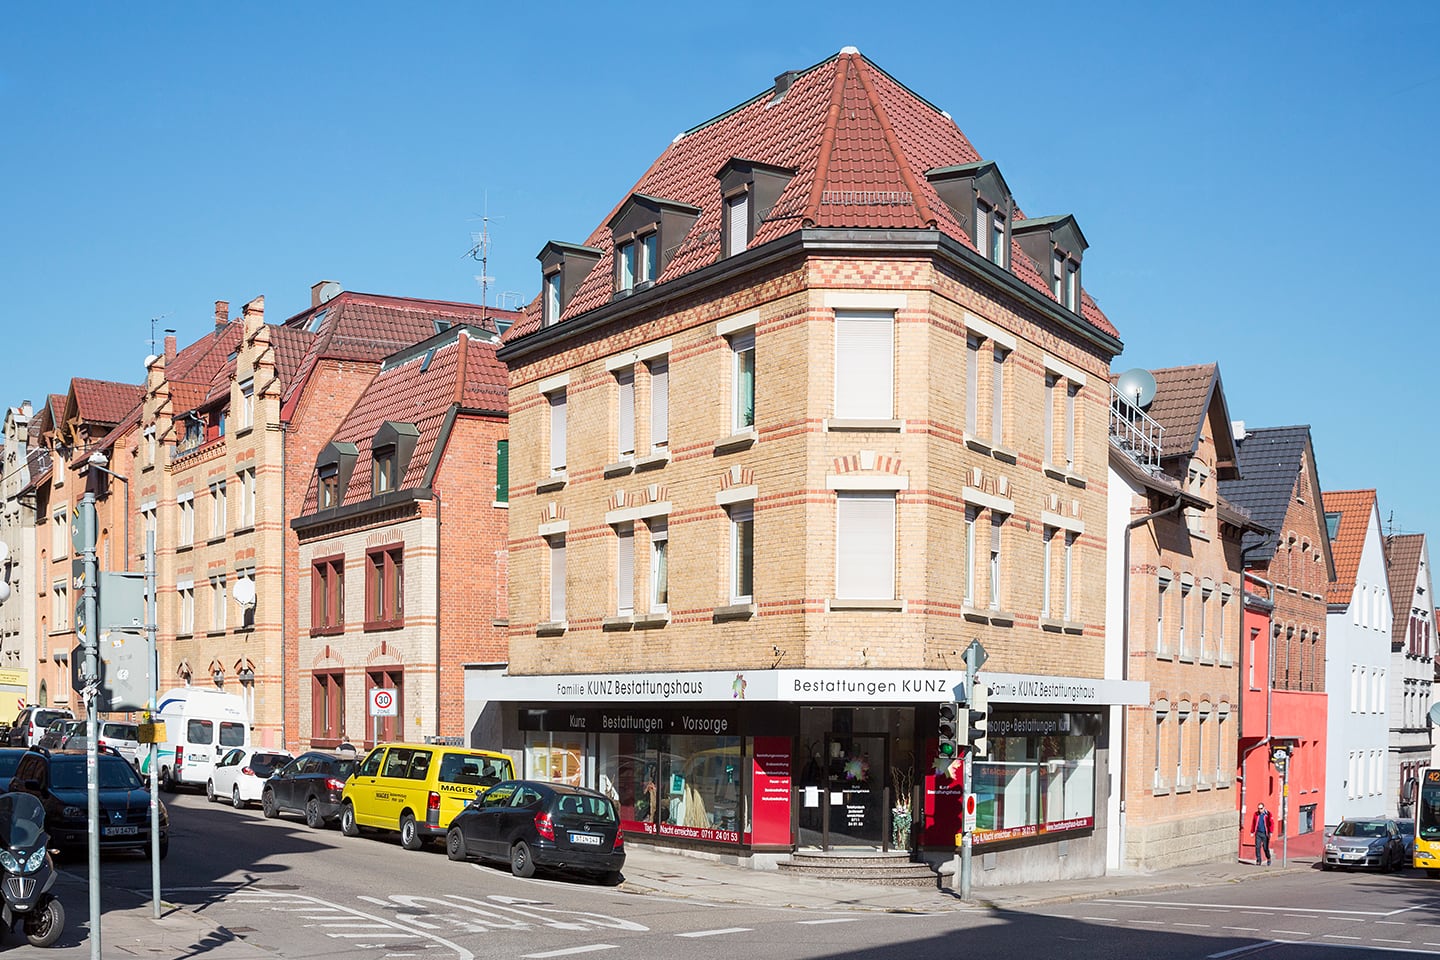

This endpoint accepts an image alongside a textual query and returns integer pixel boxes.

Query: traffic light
[937,701,960,760]
[966,681,990,759]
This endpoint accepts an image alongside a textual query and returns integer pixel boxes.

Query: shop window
[595,730,743,841]
[966,711,1097,844]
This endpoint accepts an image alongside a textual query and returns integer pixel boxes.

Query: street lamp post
[86,452,129,572]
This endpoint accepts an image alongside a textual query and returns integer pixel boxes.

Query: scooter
[0,792,64,947]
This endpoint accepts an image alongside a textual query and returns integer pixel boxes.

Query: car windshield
[333,759,357,780]
[51,757,143,791]
[1334,820,1387,838]
[34,711,70,728]
[250,754,289,776]
[102,724,137,739]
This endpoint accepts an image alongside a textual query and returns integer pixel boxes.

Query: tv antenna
[463,197,503,316]
[148,313,174,357]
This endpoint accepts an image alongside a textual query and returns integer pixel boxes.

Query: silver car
[1322,818,1405,871]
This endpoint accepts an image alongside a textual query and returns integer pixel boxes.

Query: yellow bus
[1417,768,1440,876]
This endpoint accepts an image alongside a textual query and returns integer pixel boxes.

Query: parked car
[0,747,30,784]
[340,742,513,850]
[7,708,74,748]
[446,780,625,883]
[1397,818,1416,861]
[261,751,358,828]
[98,721,141,768]
[35,720,84,751]
[1322,817,1406,871]
[6,748,168,859]
[208,748,292,809]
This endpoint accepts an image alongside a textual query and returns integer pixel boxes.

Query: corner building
[482,49,1146,886]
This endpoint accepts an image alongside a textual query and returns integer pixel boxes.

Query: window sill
[363,620,404,632]
[1219,657,1234,667]
[1156,649,1172,661]
[713,430,756,455]
[310,626,344,637]
[1153,783,1171,797]
[828,598,904,612]
[235,425,254,438]
[1062,621,1083,635]
[961,606,990,624]
[1040,617,1065,633]
[236,624,254,634]
[206,630,227,638]
[492,501,509,509]
[1043,463,1088,488]
[712,602,756,622]
[491,618,509,628]
[207,535,227,546]
[536,475,567,494]
[603,615,635,631]
[1196,780,1212,792]
[536,621,568,637]
[177,543,193,553]
[1215,779,1232,790]
[1188,530,1212,543]
[1178,653,1194,663]
[635,611,670,630]
[825,418,903,433]
[988,609,1016,627]
[176,633,193,641]
[234,525,255,536]
[1199,656,1216,666]
[603,459,635,478]
[990,444,1018,465]
[962,433,993,454]
[634,450,670,472]
[1175,782,1193,794]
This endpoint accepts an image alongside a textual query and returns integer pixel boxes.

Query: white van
[141,687,251,793]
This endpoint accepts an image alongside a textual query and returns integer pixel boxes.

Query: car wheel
[340,803,359,837]
[23,896,64,948]
[511,840,536,878]
[261,789,279,819]
[595,870,622,886]
[1320,862,1331,871]
[205,779,216,803]
[159,767,175,793]
[232,785,245,810]
[447,826,469,862]
[400,812,424,851]
[304,797,325,829]
[159,836,169,860]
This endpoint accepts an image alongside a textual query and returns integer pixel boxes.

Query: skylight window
[308,308,329,333]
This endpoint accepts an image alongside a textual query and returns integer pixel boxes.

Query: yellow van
[340,742,513,850]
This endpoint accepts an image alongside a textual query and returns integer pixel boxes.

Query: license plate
[103,825,139,836]
[1342,852,1363,859]
[569,833,602,846]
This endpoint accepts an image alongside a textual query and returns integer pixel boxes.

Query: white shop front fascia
[468,668,1148,708]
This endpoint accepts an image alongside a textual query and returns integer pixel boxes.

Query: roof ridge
[678,51,841,140]
[851,54,938,227]
[802,56,850,225]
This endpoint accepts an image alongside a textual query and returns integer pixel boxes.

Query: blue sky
[3,3,1437,539]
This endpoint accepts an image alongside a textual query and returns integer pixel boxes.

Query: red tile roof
[69,378,143,427]
[505,50,1117,343]
[167,323,240,386]
[298,328,507,514]
[1385,532,1428,645]
[1322,489,1377,605]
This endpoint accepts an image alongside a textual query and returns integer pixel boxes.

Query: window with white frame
[616,369,635,460]
[236,566,256,629]
[1178,581,1191,658]
[1041,526,1055,618]
[1219,589,1231,661]
[178,493,194,547]
[1249,627,1258,688]
[1064,382,1078,470]
[988,512,1006,611]
[965,335,981,436]
[238,468,256,528]
[142,503,157,553]
[52,510,67,558]
[179,583,194,635]
[548,389,567,475]
[210,574,227,632]
[834,310,894,420]
[835,491,896,601]
[1197,705,1210,785]
[543,271,561,327]
[239,378,255,430]
[724,193,749,257]
[1358,666,1367,712]
[975,198,1006,267]
[209,481,226,538]
[1175,702,1190,788]
[52,580,67,631]
[547,536,566,623]
[1215,706,1229,784]
[649,521,668,612]
[990,345,1007,445]
[1185,464,1209,537]
[965,506,979,607]
[648,358,668,449]
[1157,573,1171,656]
[1053,251,1079,310]
[1063,532,1076,622]
[144,426,157,466]
[615,524,634,616]
[1153,702,1168,790]
[1199,586,1211,660]
[1044,374,1057,466]
[1350,665,1359,713]
[728,504,754,604]
[731,331,755,433]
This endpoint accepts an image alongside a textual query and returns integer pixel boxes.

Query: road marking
[326,933,426,939]
[1127,919,1164,925]
[1208,942,1282,959]
[1270,930,1309,936]
[1082,917,1114,922]
[1375,921,1406,925]
[677,928,753,938]
[1221,927,1258,932]
[1100,898,1396,917]
[322,922,396,928]
[1372,940,1413,945]
[1323,935,1361,941]
[1174,923,1211,928]
[521,948,617,958]
[797,918,860,925]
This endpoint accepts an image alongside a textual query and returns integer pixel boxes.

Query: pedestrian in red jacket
[1251,803,1273,865]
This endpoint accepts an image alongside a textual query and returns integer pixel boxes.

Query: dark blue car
[7,749,168,859]
[446,780,625,883]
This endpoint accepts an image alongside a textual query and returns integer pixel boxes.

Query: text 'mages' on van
[341,743,513,850]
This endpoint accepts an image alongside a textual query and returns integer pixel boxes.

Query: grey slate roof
[1217,424,1312,564]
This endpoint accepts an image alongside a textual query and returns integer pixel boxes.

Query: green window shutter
[495,440,509,503]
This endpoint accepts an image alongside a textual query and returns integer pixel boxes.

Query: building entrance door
[796,707,892,850]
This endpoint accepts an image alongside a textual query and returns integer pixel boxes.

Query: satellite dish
[0,581,9,604]
[1116,368,1157,409]
[1431,701,1440,727]
[0,542,9,565]
[232,577,256,608]
[318,281,342,304]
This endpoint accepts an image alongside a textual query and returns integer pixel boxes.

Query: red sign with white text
[751,736,792,846]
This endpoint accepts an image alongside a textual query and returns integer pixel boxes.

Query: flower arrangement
[891,764,914,849]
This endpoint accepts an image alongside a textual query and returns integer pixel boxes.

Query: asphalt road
[11,792,1440,959]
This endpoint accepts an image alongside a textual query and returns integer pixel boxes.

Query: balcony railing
[1110,384,1164,471]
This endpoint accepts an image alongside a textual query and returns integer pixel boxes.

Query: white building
[1322,490,1392,823]
[1384,532,1435,817]
[0,402,41,706]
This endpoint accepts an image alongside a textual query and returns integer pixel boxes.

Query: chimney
[242,296,264,333]
[312,280,340,308]
[164,335,177,363]
[771,70,800,101]
[215,300,229,333]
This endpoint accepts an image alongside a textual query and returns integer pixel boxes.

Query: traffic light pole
[960,745,974,900]
[146,530,160,917]
[76,495,102,960]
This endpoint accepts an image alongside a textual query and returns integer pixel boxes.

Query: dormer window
[977,199,1007,267]
[925,161,1013,269]
[608,194,698,296]
[373,447,396,495]
[1053,252,1080,310]
[716,159,795,261]
[617,232,659,293]
[1014,214,1088,315]
[319,465,340,509]
[536,241,602,327]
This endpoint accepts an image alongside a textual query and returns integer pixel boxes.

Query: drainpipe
[1119,492,1187,869]
[1237,570,1277,852]
[280,421,288,750]
[434,490,443,742]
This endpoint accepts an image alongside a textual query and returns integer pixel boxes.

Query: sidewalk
[615,845,1320,913]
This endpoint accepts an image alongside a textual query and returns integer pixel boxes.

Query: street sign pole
[74,496,101,960]
[146,530,160,917]
[958,639,987,901]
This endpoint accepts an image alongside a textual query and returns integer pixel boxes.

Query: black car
[0,747,31,785]
[446,780,625,883]
[261,751,357,828]
[7,748,168,858]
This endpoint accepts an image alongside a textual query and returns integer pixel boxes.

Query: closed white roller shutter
[834,311,894,420]
[549,538,566,622]
[836,492,895,600]
[617,371,635,457]
[616,526,634,615]
[549,391,566,472]
[649,360,668,447]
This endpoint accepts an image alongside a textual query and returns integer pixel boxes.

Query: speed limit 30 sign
[369,688,397,717]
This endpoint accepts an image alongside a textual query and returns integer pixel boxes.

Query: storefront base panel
[1124,809,1235,871]
[930,828,1109,889]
